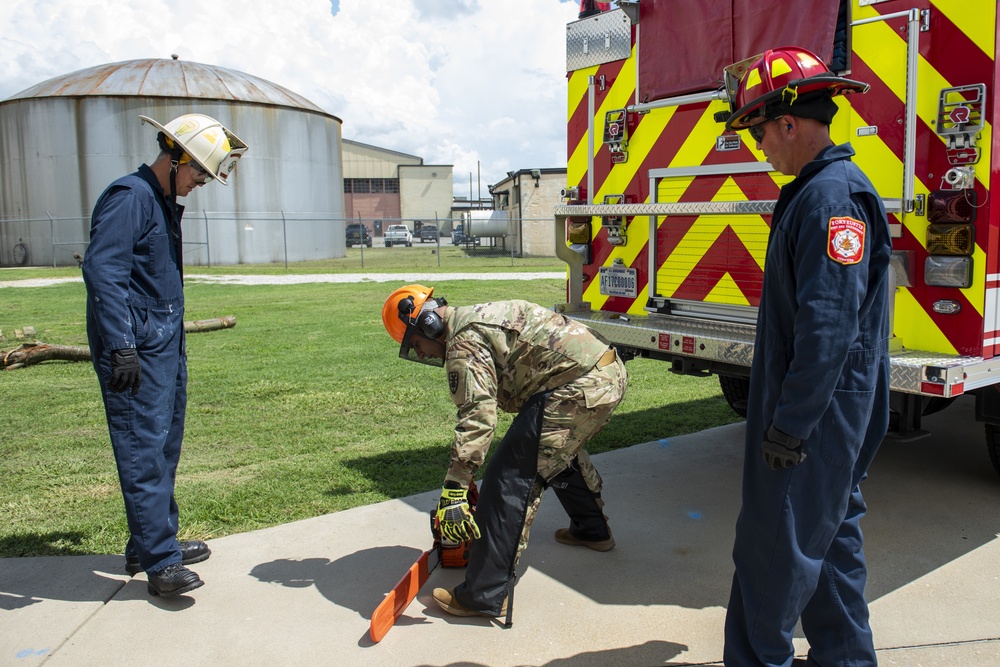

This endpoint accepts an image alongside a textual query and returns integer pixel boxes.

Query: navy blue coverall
[724,144,892,667]
[82,164,188,575]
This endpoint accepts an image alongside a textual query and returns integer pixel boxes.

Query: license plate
[599,266,637,298]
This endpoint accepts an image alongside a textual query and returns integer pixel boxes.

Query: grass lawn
[0,268,742,558]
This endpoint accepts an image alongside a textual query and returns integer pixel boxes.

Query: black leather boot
[147,563,204,597]
[125,540,211,575]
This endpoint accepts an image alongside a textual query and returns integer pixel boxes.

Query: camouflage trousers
[516,355,628,560]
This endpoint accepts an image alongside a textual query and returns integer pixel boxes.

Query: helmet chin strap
[169,159,179,198]
[158,131,185,229]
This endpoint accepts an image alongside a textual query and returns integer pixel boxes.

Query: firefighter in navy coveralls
[721,48,891,666]
[381,286,628,619]
[83,113,247,598]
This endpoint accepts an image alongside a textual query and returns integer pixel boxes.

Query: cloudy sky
[0,0,584,195]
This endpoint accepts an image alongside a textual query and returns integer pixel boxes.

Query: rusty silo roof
[3,57,335,117]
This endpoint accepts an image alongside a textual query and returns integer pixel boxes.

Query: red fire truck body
[554,0,1000,474]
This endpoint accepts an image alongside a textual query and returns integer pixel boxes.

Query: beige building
[489,168,566,257]
[342,139,453,237]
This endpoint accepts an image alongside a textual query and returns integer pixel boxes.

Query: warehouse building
[489,167,567,257]
[342,139,453,239]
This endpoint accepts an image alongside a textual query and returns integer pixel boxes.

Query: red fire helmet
[726,46,869,131]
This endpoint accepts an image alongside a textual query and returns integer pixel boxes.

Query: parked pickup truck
[419,224,440,243]
[384,224,413,248]
[346,223,372,248]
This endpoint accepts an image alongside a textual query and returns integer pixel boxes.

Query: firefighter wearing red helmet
[722,47,892,667]
[382,286,628,620]
[725,46,869,132]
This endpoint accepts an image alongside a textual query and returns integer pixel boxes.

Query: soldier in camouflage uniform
[381,284,628,620]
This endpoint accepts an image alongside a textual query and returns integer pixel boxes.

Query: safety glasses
[188,161,213,185]
[748,117,782,143]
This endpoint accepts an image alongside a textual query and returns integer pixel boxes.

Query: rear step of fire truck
[554,201,1000,472]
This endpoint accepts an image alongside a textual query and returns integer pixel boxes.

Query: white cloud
[0,0,580,191]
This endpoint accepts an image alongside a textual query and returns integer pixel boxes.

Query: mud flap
[453,391,549,623]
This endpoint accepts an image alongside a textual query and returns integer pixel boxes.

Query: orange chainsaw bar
[369,545,440,642]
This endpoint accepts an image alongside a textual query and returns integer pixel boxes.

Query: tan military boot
[432,587,507,617]
[553,526,616,552]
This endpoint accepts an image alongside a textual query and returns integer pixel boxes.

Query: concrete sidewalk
[2,396,999,666]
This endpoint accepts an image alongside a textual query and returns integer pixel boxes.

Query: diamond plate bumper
[558,309,998,398]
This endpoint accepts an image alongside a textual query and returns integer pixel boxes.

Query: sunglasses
[748,117,782,143]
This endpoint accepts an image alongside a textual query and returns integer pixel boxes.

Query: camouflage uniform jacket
[441,300,611,486]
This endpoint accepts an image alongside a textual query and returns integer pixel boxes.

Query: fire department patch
[827,216,865,265]
[449,371,459,394]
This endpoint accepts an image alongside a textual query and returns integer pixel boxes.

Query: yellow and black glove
[436,482,480,543]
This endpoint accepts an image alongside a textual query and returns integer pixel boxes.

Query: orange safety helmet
[382,284,447,366]
[382,284,435,343]
[725,46,869,131]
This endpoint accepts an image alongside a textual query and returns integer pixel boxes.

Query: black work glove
[761,424,805,470]
[110,348,141,395]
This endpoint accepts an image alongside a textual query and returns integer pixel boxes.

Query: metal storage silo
[0,57,345,267]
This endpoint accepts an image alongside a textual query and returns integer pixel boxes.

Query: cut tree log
[2,315,237,370]
[2,343,90,370]
[184,315,236,333]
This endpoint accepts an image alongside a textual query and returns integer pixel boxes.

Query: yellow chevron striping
[933,0,996,59]
[567,67,641,188]
[850,12,989,319]
[568,51,637,185]
[894,286,959,354]
[667,103,729,170]
[705,271,751,307]
[574,6,994,338]
[852,12,993,192]
[568,69,598,184]
[567,68,594,124]
[966,244,987,318]
[629,283,650,315]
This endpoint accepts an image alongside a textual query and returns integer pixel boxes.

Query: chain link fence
[0,213,563,271]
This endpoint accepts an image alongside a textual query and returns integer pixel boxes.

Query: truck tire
[719,374,749,419]
[986,423,1000,477]
[385,241,392,248]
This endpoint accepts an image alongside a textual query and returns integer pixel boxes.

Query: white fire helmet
[139,113,249,186]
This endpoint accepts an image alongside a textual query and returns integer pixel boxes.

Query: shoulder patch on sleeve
[827,216,865,265]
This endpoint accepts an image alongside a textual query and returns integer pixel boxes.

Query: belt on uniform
[596,348,617,369]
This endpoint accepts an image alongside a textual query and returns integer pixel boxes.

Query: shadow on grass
[339,395,741,502]
[338,447,448,501]
[0,531,93,558]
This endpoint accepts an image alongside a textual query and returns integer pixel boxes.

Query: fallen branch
[185,316,237,333]
[2,316,237,369]
[3,343,90,369]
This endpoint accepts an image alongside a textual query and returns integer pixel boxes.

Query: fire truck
[554,0,1000,476]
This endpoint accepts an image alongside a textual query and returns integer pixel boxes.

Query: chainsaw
[369,480,478,642]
